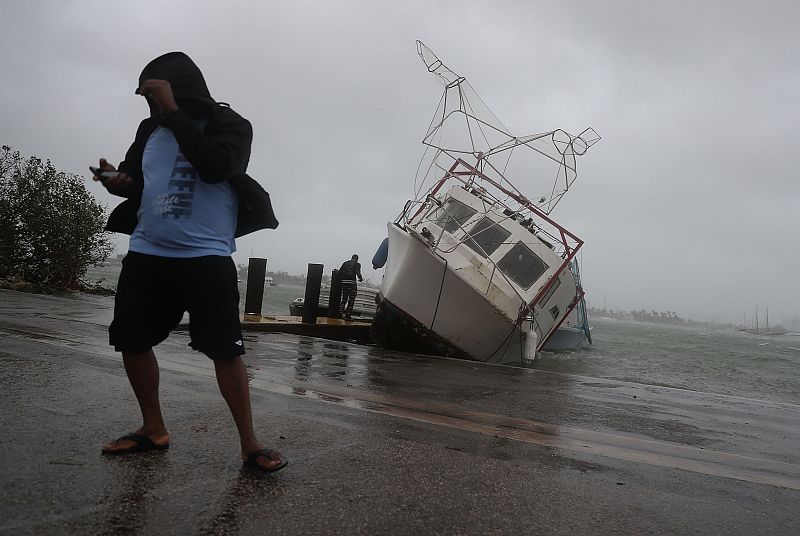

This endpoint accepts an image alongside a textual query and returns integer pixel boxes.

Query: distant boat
[743,328,789,336]
[742,306,789,335]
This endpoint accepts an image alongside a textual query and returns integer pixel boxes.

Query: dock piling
[244,257,267,316]
[328,268,342,319]
[302,263,324,324]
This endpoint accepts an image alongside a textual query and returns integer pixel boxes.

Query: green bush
[0,145,112,291]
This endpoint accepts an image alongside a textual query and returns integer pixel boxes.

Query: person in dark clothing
[338,254,363,321]
[93,52,285,473]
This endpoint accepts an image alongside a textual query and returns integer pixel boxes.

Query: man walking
[94,52,285,473]
[338,254,363,321]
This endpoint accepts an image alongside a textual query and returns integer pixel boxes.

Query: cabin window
[497,242,548,290]
[428,198,477,233]
[464,217,511,258]
[540,277,561,305]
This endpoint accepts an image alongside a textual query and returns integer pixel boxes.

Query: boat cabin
[409,185,577,326]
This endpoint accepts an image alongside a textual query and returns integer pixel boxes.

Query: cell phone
[89,166,118,183]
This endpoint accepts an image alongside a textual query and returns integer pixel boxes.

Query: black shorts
[109,252,244,360]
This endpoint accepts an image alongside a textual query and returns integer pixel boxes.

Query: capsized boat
[370,42,599,365]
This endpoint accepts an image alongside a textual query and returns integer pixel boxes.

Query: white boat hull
[541,326,590,352]
[372,223,547,366]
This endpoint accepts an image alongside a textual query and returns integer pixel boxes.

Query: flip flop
[243,448,288,473]
[102,433,170,455]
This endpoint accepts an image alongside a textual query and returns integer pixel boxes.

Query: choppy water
[534,318,800,405]
[257,283,800,405]
[243,282,307,315]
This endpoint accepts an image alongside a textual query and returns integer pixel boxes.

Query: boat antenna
[413,40,600,215]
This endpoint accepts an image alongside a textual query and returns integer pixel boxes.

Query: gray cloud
[1,0,797,323]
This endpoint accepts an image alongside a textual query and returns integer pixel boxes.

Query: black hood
[139,52,216,115]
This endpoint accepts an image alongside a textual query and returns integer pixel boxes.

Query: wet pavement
[1,289,799,535]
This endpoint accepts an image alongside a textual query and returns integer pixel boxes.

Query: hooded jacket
[105,52,278,238]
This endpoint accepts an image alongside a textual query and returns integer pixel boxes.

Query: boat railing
[401,192,580,339]
[400,174,574,260]
[403,161,582,313]
[397,184,585,349]
[450,159,584,320]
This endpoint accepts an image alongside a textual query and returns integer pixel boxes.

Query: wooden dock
[240,314,373,344]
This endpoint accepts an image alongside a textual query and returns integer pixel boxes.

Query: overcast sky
[2,1,798,324]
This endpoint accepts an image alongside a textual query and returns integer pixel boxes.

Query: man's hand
[137,79,178,114]
[93,158,134,195]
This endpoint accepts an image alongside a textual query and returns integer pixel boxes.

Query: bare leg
[346,288,356,319]
[214,356,283,470]
[339,287,347,317]
[102,350,170,452]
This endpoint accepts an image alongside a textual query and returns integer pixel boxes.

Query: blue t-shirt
[129,125,238,257]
